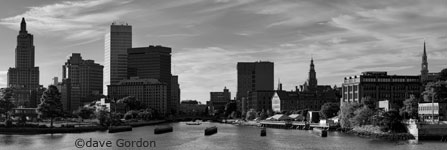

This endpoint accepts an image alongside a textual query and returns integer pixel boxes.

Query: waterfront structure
[104,22,132,95]
[7,18,40,107]
[342,71,421,109]
[418,102,447,122]
[108,77,167,116]
[296,58,340,111]
[236,61,274,102]
[179,100,207,116]
[272,90,298,112]
[267,59,340,113]
[127,45,173,114]
[171,75,180,114]
[61,53,103,112]
[245,59,339,113]
[209,87,231,112]
[271,92,281,112]
[271,86,338,112]
[379,100,390,111]
[94,98,111,112]
[247,90,275,112]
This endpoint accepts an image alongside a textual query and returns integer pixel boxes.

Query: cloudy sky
[0,0,446,103]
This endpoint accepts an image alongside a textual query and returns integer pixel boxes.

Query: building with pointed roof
[7,17,41,107]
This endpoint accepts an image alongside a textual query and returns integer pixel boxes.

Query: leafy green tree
[399,95,419,119]
[422,81,447,102]
[339,102,362,129]
[362,96,376,110]
[0,88,15,119]
[36,85,63,128]
[259,109,268,120]
[124,110,139,120]
[246,109,257,120]
[117,96,144,112]
[436,68,447,81]
[74,106,95,121]
[266,110,273,117]
[138,109,152,120]
[230,111,239,119]
[224,101,237,118]
[379,110,406,133]
[95,106,110,126]
[319,102,340,119]
[350,106,375,127]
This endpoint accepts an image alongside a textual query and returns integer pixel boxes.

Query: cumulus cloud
[1,0,446,102]
[0,71,7,87]
[0,0,135,42]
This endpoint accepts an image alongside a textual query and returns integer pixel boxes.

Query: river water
[0,122,446,150]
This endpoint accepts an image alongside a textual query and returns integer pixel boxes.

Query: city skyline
[0,0,446,103]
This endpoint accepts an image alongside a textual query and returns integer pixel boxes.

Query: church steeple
[421,41,429,82]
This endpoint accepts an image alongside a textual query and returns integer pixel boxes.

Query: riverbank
[0,125,107,134]
[346,125,415,141]
[226,120,261,127]
[127,120,167,127]
[0,120,167,134]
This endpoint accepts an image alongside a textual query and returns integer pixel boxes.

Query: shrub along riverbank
[344,125,415,141]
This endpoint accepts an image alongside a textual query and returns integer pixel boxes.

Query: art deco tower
[7,17,40,107]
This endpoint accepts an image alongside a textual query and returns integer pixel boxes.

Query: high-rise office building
[236,61,274,101]
[104,22,132,95]
[127,45,173,114]
[62,53,103,109]
[171,75,180,114]
[60,78,81,113]
[7,17,40,107]
[108,77,167,116]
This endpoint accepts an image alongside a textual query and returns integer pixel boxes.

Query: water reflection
[0,122,446,150]
[0,135,15,145]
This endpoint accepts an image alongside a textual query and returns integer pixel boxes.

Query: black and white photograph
[0,0,446,149]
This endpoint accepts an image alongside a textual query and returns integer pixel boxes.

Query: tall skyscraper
[104,22,132,95]
[236,61,274,101]
[421,41,429,82]
[61,53,103,112]
[127,45,173,114]
[7,17,40,107]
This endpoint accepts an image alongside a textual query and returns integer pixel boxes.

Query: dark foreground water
[0,122,446,150]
